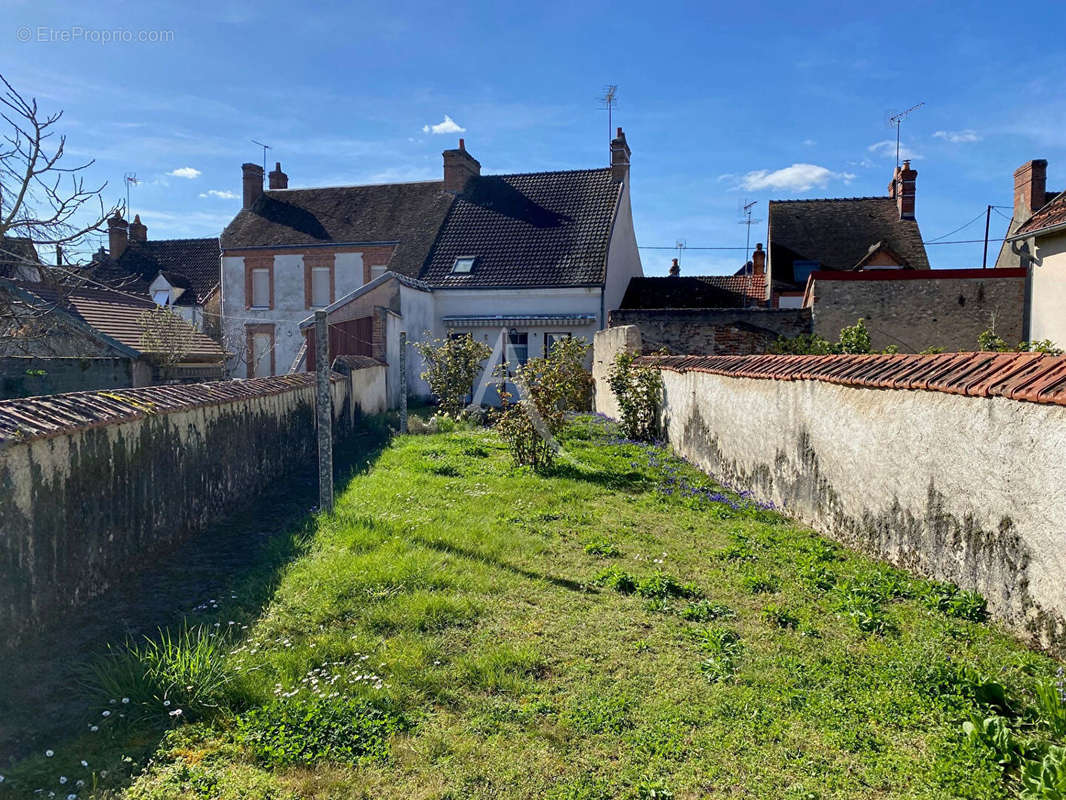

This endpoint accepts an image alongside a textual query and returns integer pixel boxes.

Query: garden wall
[0,363,387,645]
[608,308,811,355]
[592,338,1066,652]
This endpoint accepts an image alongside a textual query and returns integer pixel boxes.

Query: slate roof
[420,168,621,288]
[769,197,929,273]
[1013,191,1066,237]
[94,238,221,302]
[620,274,767,308]
[0,237,41,278]
[220,182,455,278]
[11,282,225,360]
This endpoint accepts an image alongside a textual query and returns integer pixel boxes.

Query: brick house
[766,160,930,307]
[221,131,643,402]
[93,212,223,339]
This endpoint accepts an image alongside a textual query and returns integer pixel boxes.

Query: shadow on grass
[544,459,649,493]
[0,412,395,789]
[411,535,593,594]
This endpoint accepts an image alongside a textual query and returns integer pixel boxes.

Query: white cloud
[802,138,817,146]
[737,163,855,192]
[867,140,922,160]
[168,166,202,179]
[933,129,981,144]
[199,189,238,199]
[421,115,466,135]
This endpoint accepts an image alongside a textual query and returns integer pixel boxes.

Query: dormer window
[152,288,171,307]
[452,256,476,274]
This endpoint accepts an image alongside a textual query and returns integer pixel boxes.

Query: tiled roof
[13,282,225,360]
[94,238,221,302]
[220,182,455,278]
[640,351,1066,408]
[0,374,324,446]
[769,197,929,280]
[1013,191,1066,237]
[420,168,621,288]
[620,274,766,308]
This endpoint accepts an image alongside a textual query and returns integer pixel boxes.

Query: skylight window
[452,256,476,274]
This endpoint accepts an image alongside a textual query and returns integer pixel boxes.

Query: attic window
[452,256,476,274]
[152,289,171,307]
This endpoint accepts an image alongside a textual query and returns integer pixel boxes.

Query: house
[767,161,930,307]
[1001,160,1066,346]
[0,280,226,398]
[221,130,643,400]
[608,249,811,355]
[92,212,222,339]
[0,237,44,281]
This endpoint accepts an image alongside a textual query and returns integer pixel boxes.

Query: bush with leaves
[772,318,880,355]
[978,328,1064,355]
[495,336,593,469]
[607,350,662,441]
[413,332,492,418]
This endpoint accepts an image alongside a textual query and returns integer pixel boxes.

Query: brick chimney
[668,258,680,277]
[752,243,765,275]
[443,139,480,193]
[1013,159,1047,224]
[610,127,631,183]
[107,212,128,258]
[242,162,264,210]
[888,160,917,219]
[268,161,288,190]
[128,214,147,243]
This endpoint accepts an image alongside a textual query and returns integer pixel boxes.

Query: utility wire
[926,209,988,242]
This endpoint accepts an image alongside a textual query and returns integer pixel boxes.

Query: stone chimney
[269,161,289,190]
[1013,159,1047,224]
[668,258,680,277]
[107,212,128,258]
[128,214,147,243]
[242,162,264,210]
[752,243,765,275]
[888,160,917,219]
[610,127,631,183]
[443,139,481,193]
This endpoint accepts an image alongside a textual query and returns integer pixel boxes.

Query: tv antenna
[123,172,139,216]
[251,139,272,173]
[739,200,761,266]
[599,85,618,143]
[887,102,924,167]
[674,239,686,262]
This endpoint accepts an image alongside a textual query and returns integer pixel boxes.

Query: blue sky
[5,0,1065,275]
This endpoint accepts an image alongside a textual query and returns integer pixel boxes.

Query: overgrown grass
[4,414,1063,799]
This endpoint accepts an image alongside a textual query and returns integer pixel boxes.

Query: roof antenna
[123,172,139,216]
[599,85,618,145]
[674,239,686,264]
[251,139,272,174]
[887,102,924,167]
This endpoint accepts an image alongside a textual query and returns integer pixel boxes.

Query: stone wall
[609,308,811,355]
[0,356,135,399]
[809,269,1027,352]
[592,325,642,419]
[593,348,1066,653]
[0,364,387,644]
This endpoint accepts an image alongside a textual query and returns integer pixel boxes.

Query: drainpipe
[600,286,606,330]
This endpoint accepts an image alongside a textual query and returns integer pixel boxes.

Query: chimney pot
[242,162,264,209]
[128,213,147,243]
[268,161,289,190]
[107,211,128,259]
[610,127,631,183]
[443,141,480,193]
[1013,159,1048,225]
[668,258,680,277]
[891,161,917,219]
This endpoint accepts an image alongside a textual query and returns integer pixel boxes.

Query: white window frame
[452,256,476,274]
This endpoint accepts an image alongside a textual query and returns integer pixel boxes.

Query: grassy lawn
[6,416,1063,799]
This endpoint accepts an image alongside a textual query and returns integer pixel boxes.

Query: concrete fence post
[315,310,333,513]
[399,330,408,433]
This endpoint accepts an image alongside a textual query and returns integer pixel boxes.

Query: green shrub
[83,621,237,722]
[635,572,701,600]
[697,628,743,684]
[1020,745,1066,799]
[742,573,779,594]
[413,332,492,418]
[594,566,637,594]
[606,350,662,441]
[762,604,800,630]
[237,694,404,766]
